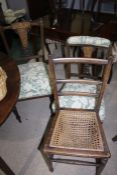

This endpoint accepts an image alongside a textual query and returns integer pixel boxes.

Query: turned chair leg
[96,158,108,175]
[13,106,22,123]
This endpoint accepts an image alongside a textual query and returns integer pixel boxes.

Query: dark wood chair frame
[39,55,113,175]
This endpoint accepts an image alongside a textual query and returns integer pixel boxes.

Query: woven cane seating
[40,56,113,174]
[50,110,104,151]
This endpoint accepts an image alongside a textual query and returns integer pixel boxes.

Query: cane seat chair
[40,55,113,174]
[3,19,51,122]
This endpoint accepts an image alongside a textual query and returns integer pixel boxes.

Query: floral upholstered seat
[58,83,105,121]
[18,62,51,100]
[18,62,105,121]
[67,36,111,47]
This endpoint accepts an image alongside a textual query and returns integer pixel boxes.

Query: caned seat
[49,110,104,153]
[40,56,113,174]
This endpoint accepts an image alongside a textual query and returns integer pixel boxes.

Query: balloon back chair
[40,55,113,174]
[3,19,51,122]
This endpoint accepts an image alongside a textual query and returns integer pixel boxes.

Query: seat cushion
[18,62,51,100]
[53,83,105,121]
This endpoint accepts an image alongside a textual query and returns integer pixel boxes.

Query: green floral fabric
[18,60,105,121]
[67,36,111,47]
[18,62,51,100]
[53,83,105,121]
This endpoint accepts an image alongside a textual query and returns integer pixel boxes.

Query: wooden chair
[40,55,113,174]
[64,36,112,79]
[2,19,51,122]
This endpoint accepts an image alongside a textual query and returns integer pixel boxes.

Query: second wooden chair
[40,55,113,174]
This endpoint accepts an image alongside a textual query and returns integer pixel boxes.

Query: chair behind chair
[4,18,46,63]
[64,36,112,79]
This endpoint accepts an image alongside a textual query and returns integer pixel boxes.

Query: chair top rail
[53,57,108,65]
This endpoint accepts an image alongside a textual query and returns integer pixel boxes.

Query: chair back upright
[48,55,113,115]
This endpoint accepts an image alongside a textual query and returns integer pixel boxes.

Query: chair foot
[96,158,108,175]
[112,135,117,142]
[13,106,22,123]
[40,150,54,172]
[0,157,15,175]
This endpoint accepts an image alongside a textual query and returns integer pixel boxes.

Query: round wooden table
[0,52,20,125]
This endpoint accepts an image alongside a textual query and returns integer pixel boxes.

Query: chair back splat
[40,55,113,174]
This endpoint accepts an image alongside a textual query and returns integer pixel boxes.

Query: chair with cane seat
[40,55,113,174]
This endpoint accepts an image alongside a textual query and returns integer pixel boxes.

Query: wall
[0,0,8,11]
[6,0,29,17]
[67,0,114,14]
[7,0,27,10]
[5,0,115,16]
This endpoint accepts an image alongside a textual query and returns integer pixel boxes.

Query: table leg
[13,106,22,123]
[112,135,117,142]
[0,157,15,175]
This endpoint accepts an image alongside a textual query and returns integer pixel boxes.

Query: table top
[0,52,20,125]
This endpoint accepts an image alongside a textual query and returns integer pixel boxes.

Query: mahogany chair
[40,55,113,174]
[2,19,51,122]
